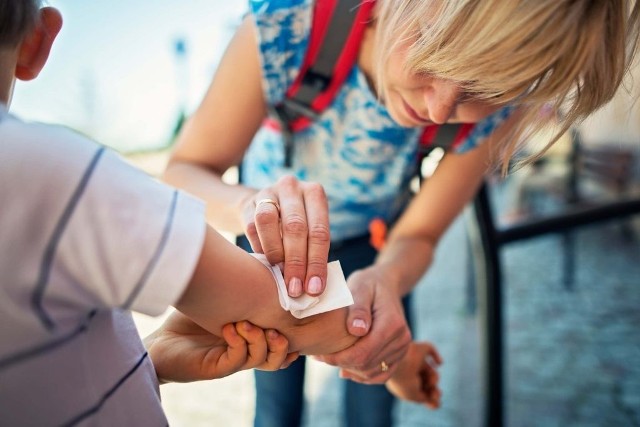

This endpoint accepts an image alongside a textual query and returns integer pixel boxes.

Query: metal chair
[466,175,640,427]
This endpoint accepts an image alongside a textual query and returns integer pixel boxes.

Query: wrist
[365,262,404,298]
[142,333,169,385]
[375,236,435,296]
[142,330,158,351]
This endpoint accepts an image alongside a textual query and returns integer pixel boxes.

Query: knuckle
[394,322,413,341]
[269,340,287,352]
[254,209,278,226]
[308,223,330,244]
[402,329,413,344]
[246,328,264,340]
[389,315,410,333]
[282,214,308,236]
[248,353,265,366]
[277,174,300,191]
[346,347,371,369]
[304,182,326,199]
[263,247,284,263]
[306,257,327,275]
[245,221,258,237]
[284,254,306,269]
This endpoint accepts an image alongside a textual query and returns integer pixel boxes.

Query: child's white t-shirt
[0,106,206,426]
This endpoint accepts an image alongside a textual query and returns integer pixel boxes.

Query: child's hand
[235,320,300,371]
[144,310,297,384]
[385,341,443,409]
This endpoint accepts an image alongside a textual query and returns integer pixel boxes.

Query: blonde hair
[375,0,640,172]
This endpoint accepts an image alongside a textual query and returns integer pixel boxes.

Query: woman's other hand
[314,266,412,383]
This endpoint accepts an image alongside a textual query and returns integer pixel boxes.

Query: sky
[11,0,246,152]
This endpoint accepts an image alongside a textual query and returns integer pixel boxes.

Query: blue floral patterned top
[244,0,513,241]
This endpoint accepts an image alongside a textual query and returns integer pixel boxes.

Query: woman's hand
[314,266,412,383]
[386,342,443,409]
[144,310,298,384]
[242,175,331,298]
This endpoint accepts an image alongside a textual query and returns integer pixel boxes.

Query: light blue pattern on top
[245,0,513,241]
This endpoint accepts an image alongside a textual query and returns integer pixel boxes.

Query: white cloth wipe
[251,253,354,319]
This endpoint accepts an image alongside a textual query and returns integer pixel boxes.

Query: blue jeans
[238,235,414,427]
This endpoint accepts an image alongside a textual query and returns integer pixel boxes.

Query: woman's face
[381,43,503,127]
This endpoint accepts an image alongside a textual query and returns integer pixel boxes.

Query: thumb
[346,285,373,337]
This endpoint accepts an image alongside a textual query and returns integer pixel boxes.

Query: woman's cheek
[456,102,502,123]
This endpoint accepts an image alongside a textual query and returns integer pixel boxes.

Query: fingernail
[352,319,367,329]
[308,276,322,294]
[288,277,302,296]
[267,329,279,339]
[243,322,253,331]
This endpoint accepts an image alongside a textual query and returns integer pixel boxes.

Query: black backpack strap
[415,123,476,182]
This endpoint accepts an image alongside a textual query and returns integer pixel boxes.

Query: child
[163,0,640,426]
[0,2,442,425]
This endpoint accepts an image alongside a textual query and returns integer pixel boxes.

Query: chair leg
[561,231,575,290]
[468,184,505,427]
[464,227,478,315]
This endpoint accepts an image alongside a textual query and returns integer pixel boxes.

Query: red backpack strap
[285,0,375,131]
[266,0,375,167]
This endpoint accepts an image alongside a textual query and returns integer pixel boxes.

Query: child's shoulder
[1,112,103,173]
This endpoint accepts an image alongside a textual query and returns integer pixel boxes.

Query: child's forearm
[175,226,357,354]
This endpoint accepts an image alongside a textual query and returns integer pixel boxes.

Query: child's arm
[385,342,443,409]
[144,210,355,385]
[175,225,358,356]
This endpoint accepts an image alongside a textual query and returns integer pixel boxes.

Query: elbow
[160,155,191,186]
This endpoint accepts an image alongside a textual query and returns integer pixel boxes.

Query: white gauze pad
[251,253,354,319]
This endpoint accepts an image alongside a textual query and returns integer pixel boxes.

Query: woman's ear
[15,7,63,81]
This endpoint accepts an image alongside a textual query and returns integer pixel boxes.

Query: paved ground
[134,173,640,427]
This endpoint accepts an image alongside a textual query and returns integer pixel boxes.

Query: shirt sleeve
[1,113,209,325]
[50,146,207,317]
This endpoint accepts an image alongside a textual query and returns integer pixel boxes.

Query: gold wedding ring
[256,198,281,213]
[380,360,389,372]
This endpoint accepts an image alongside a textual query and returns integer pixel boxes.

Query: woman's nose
[424,78,460,124]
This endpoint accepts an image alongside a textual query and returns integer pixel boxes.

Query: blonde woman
[164,1,640,426]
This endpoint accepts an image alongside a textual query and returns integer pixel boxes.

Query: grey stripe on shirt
[31,146,106,331]
[123,190,179,310]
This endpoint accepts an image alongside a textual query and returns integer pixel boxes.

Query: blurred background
[13,0,244,159]
[12,1,640,426]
